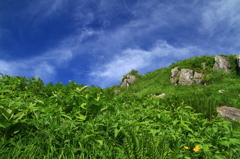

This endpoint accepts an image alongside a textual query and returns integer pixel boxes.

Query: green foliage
[1,54,240,158]
[171,55,215,73]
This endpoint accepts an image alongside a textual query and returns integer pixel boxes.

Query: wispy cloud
[200,0,240,53]
[0,47,73,84]
[25,0,66,21]
[201,0,240,35]
[90,41,203,88]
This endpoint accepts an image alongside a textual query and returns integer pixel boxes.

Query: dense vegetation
[1,55,240,158]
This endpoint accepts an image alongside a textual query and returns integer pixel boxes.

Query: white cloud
[201,0,240,35]
[33,62,55,80]
[37,49,73,66]
[90,48,151,79]
[90,41,202,88]
[199,0,240,54]
[0,46,73,84]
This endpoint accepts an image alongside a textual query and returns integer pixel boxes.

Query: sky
[0,0,240,88]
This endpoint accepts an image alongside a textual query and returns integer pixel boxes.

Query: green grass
[1,55,240,158]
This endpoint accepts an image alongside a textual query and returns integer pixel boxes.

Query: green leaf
[75,86,89,93]
[0,118,12,128]
[114,127,122,138]
[96,140,103,146]
[14,112,25,121]
[84,134,95,139]
[179,123,193,133]
[61,114,72,120]
[161,116,172,122]
[80,103,87,109]
[35,99,44,104]
[76,114,87,121]
[229,138,239,145]
[213,155,224,159]
[1,109,13,120]
[100,106,108,112]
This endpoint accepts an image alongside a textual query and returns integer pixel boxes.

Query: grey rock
[170,67,180,84]
[213,56,231,72]
[217,106,240,122]
[155,93,166,98]
[193,72,203,84]
[179,69,194,85]
[218,90,226,93]
[120,75,136,88]
[170,67,203,85]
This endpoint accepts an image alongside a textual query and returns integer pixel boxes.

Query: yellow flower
[184,146,190,150]
[193,145,200,152]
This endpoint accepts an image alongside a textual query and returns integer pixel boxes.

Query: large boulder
[120,75,136,88]
[170,67,180,84]
[217,106,240,122]
[170,68,203,85]
[213,56,231,72]
[179,69,194,85]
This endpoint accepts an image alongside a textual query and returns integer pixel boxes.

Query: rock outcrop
[193,72,203,84]
[213,56,231,72]
[179,69,194,85]
[217,106,240,122]
[170,67,180,84]
[120,75,136,88]
[170,67,203,85]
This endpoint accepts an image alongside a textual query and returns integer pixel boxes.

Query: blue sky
[0,0,240,88]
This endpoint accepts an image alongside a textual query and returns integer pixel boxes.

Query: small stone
[217,106,240,122]
[155,93,166,98]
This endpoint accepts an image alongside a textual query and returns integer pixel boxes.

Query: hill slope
[105,55,240,117]
[1,55,240,158]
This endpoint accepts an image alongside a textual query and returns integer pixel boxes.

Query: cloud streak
[90,41,203,88]
[0,47,73,84]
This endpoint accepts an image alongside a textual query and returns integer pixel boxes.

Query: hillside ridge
[107,54,240,98]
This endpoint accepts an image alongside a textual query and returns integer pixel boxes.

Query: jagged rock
[213,56,231,72]
[170,67,180,84]
[179,69,194,85]
[170,67,203,85]
[217,106,240,122]
[155,93,166,98]
[193,72,203,84]
[120,75,136,88]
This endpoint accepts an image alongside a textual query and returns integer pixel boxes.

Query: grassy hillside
[1,55,240,158]
[107,55,240,117]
